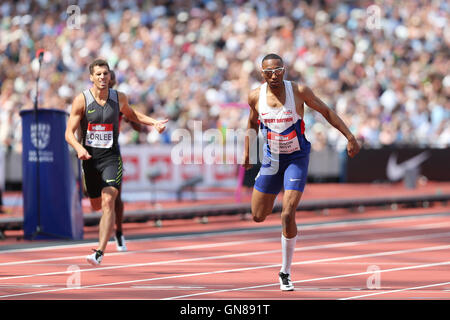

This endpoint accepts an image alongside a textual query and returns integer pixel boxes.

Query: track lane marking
[165,260,450,300]
[340,281,450,300]
[2,211,448,254]
[1,220,450,267]
[0,243,449,299]
[2,228,450,281]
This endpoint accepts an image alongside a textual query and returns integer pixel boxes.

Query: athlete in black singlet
[66,59,168,266]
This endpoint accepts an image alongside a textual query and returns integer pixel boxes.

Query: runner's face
[90,66,110,90]
[261,59,284,88]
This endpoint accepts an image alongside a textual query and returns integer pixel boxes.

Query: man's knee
[251,190,277,224]
[252,207,272,222]
[280,210,296,223]
[281,190,302,221]
[101,187,118,209]
[102,196,115,209]
[253,214,266,223]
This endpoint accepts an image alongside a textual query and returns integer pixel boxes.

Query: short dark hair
[89,59,110,74]
[262,54,283,66]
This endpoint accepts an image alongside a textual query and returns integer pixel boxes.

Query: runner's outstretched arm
[118,92,168,134]
[297,84,360,158]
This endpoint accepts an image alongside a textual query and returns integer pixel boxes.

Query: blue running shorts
[254,154,310,194]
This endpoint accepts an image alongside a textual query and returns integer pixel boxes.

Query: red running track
[0,205,449,301]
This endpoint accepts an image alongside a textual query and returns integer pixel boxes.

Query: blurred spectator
[0,0,448,154]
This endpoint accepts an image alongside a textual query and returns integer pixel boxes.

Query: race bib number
[267,130,300,154]
[86,123,113,148]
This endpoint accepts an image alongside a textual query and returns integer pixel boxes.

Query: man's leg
[280,189,303,275]
[115,189,124,233]
[251,188,278,223]
[277,190,303,291]
[84,157,122,265]
[97,186,118,253]
[114,187,127,251]
[281,189,302,238]
[277,155,309,290]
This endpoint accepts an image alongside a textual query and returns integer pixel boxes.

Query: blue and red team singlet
[254,80,311,194]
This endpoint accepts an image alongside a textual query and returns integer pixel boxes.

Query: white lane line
[0,239,275,267]
[2,229,450,281]
[165,260,450,300]
[2,211,447,254]
[0,244,449,299]
[340,281,450,300]
[2,226,450,281]
[2,219,449,267]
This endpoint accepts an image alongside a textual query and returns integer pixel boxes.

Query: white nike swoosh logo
[386,151,430,181]
[289,178,302,182]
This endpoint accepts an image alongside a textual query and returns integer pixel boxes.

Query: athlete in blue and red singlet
[243,54,360,291]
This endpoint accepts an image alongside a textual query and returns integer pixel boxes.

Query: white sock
[280,234,297,275]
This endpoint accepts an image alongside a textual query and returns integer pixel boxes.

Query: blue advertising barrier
[20,109,83,240]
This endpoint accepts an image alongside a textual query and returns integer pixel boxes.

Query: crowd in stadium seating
[0,0,448,155]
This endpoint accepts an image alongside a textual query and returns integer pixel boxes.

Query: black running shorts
[82,153,123,198]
